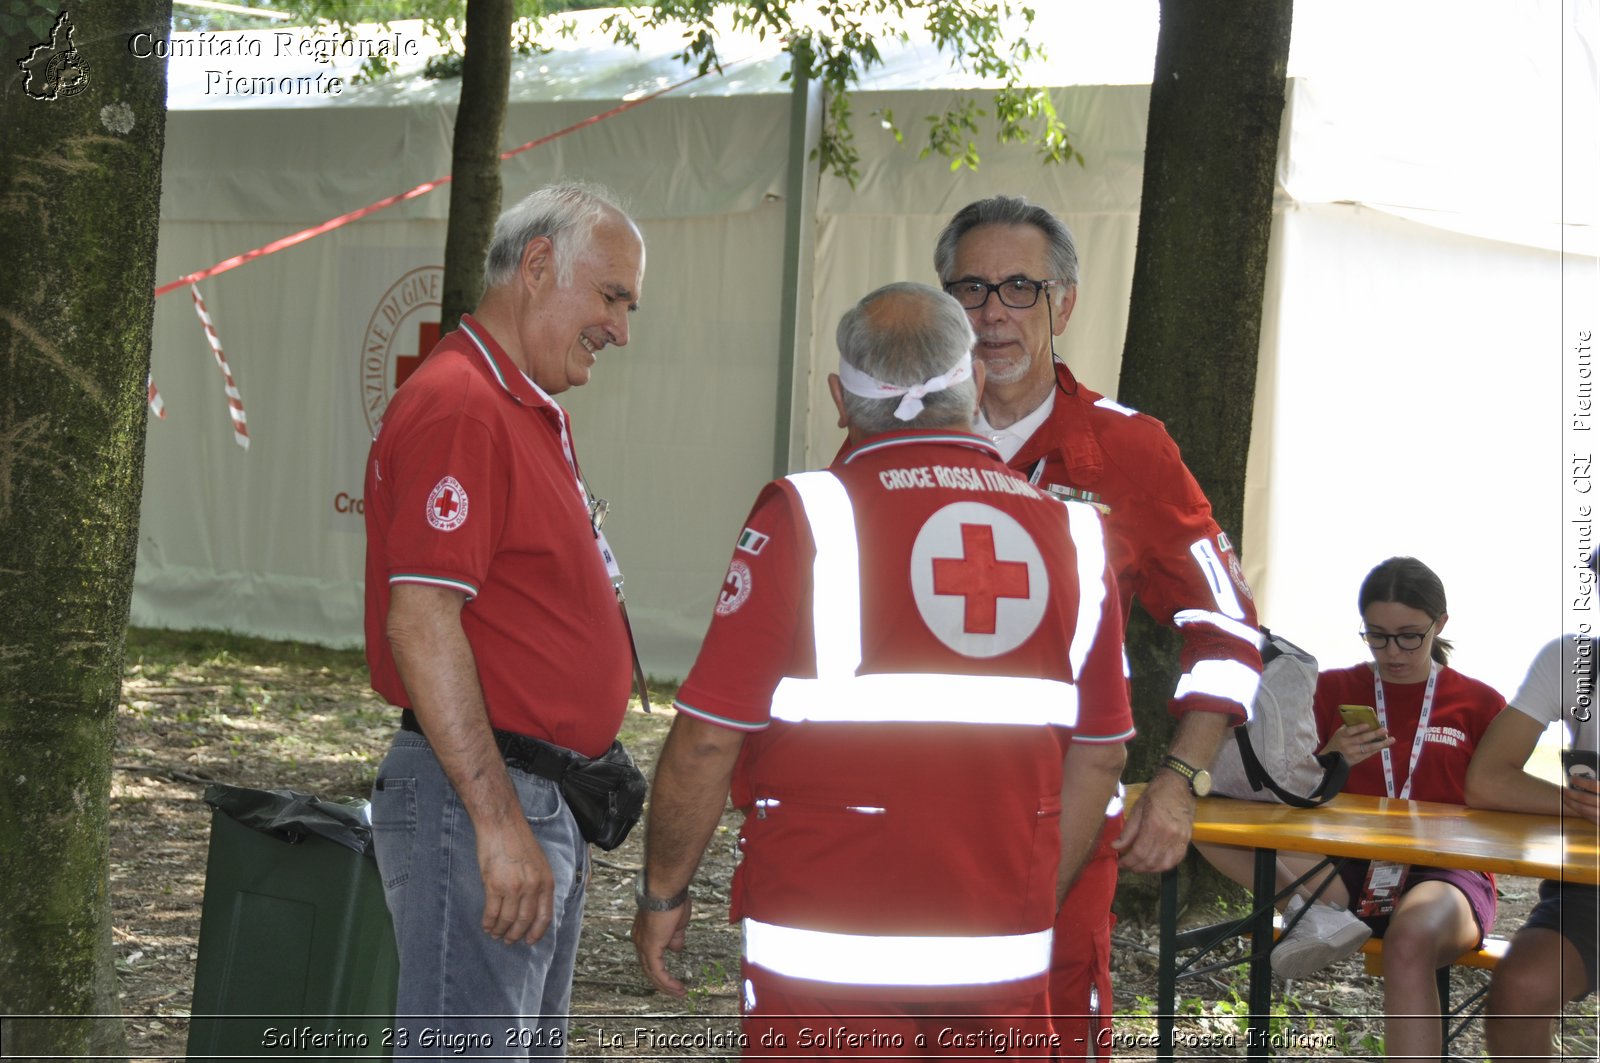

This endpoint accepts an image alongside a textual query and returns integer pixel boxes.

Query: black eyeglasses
[1359,619,1437,651]
[943,278,1056,310]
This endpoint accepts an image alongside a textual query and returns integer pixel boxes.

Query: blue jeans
[372,731,588,1061]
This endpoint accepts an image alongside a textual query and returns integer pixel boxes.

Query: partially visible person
[1203,557,1503,1061]
[364,182,645,1058]
[632,281,1133,1057]
[932,195,1264,1052]
[1466,629,1600,1062]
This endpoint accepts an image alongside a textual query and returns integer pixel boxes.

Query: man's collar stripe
[458,320,510,393]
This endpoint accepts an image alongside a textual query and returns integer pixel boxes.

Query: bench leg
[1247,847,1276,1061]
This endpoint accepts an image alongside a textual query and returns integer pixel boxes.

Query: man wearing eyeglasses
[364,182,644,1058]
[935,195,1264,1056]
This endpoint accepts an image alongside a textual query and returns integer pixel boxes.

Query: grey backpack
[1209,628,1349,807]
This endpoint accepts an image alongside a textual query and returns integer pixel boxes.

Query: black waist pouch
[556,739,648,851]
[400,710,647,851]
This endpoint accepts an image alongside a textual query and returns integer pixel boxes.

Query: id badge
[596,530,623,583]
[1357,860,1408,917]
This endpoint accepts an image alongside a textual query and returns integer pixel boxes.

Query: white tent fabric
[137,0,1597,701]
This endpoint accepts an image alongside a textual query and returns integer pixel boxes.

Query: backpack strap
[1232,727,1349,808]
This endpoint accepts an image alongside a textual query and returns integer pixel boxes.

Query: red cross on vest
[932,523,1030,634]
[434,489,459,519]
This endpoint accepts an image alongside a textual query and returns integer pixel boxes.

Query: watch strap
[635,869,689,912]
[1162,754,1201,792]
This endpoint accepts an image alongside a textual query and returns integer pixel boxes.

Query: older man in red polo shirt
[365,182,644,1059]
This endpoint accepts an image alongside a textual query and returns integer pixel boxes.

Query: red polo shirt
[363,315,630,757]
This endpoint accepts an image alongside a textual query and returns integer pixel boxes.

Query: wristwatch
[1161,754,1213,797]
[635,869,689,912]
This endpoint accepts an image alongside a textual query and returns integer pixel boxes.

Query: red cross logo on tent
[426,475,469,532]
[395,320,441,391]
[910,502,1048,658]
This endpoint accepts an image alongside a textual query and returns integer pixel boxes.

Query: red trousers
[740,965,1057,1059]
[1048,814,1120,1061]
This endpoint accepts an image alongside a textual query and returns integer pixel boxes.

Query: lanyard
[1375,661,1439,800]
[461,325,622,583]
[546,402,625,583]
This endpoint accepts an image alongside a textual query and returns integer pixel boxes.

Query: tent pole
[773,43,821,479]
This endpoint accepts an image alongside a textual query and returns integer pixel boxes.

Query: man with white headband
[633,281,1132,1055]
[935,195,1265,1056]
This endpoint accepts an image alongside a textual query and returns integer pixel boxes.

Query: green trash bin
[186,784,398,1062]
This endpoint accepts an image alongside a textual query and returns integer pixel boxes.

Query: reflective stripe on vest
[1064,499,1108,691]
[771,671,1077,725]
[770,469,1100,727]
[743,918,1052,988]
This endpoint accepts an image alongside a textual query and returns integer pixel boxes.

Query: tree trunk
[440,0,514,334]
[1117,0,1292,781]
[0,2,171,1054]
[1112,0,1291,917]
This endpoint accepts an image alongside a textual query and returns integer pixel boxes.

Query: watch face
[1191,769,1213,797]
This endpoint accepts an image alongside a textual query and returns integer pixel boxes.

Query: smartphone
[1338,704,1381,731]
[1563,749,1600,788]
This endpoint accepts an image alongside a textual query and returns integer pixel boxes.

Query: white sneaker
[1271,894,1372,981]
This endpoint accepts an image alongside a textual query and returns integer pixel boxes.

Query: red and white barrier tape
[151,61,726,299]
[147,374,166,419]
[150,59,741,440]
[190,284,250,449]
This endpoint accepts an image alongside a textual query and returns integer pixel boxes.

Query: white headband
[836,353,974,422]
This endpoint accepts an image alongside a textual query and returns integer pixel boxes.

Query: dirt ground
[110,628,1596,1061]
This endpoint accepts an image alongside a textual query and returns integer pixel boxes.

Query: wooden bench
[1271,914,1507,975]
[1359,933,1509,976]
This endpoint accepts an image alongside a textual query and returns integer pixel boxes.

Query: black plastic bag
[203,783,374,856]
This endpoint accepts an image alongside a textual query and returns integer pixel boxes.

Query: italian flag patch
[736,527,770,555]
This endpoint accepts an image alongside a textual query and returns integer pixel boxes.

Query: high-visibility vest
[739,469,1112,995]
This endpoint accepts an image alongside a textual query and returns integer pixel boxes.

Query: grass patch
[126,626,368,674]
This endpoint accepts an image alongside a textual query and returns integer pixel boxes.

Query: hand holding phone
[1338,704,1381,731]
[1563,749,1600,789]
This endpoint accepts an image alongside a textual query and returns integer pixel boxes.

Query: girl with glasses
[1290,556,1505,1059]
[1199,557,1505,1059]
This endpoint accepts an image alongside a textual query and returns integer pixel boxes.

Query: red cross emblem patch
[716,559,753,616]
[426,476,469,532]
[909,502,1048,658]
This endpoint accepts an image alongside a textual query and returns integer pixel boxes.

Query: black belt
[399,708,576,782]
